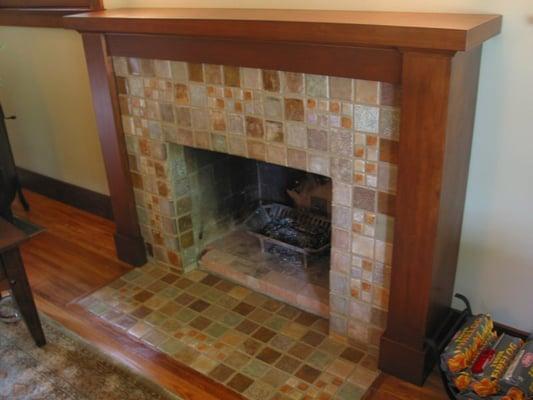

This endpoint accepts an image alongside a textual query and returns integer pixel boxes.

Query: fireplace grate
[243,203,330,268]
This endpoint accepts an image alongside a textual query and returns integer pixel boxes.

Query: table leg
[1,248,46,347]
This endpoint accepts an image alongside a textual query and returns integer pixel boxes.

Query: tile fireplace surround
[116,58,400,351]
[66,8,502,385]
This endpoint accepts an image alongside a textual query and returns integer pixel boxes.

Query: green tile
[220,311,244,327]
[264,315,289,331]
[159,337,184,355]
[336,382,366,400]
[122,270,143,282]
[318,338,345,356]
[186,282,210,297]
[217,294,240,309]
[241,359,271,379]
[173,345,200,365]
[244,380,275,400]
[160,318,182,334]
[307,350,333,370]
[202,305,226,320]
[205,323,229,339]
[203,288,224,303]
[270,334,296,352]
[160,286,181,298]
[144,312,167,327]
[175,308,198,323]
[261,368,290,389]
[87,302,109,316]
[224,351,251,370]
[142,329,168,347]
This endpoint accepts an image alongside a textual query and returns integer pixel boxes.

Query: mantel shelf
[64,8,502,51]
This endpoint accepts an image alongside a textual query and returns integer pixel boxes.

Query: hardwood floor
[11,191,448,400]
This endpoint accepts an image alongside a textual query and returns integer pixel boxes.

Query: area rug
[0,316,181,400]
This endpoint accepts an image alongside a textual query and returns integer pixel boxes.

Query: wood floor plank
[12,190,448,399]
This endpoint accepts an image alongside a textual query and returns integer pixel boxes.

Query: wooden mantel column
[65,8,501,385]
[379,47,482,384]
[83,32,147,266]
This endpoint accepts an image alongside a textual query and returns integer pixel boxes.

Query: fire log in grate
[243,203,331,268]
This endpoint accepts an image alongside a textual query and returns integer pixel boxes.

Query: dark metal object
[244,203,331,268]
[0,103,29,221]
[0,294,22,323]
[425,294,474,400]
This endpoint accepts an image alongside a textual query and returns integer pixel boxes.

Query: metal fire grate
[243,203,331,268]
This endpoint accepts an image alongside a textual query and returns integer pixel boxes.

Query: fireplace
[69,8,502,384]
[118,59,399,349]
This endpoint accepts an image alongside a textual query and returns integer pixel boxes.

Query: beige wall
[1,0,532,331]
[0,27,108,194]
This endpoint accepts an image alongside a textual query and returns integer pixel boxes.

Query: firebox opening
[177,145,332,317]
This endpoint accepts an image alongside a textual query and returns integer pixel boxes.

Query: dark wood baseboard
[114,232,147,267]
[17,167,113,221]
[495,321,529,340]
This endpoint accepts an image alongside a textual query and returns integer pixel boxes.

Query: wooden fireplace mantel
[64,8,501,51]
[67,8,501,386]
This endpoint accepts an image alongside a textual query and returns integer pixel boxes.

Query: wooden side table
[0,218,45,346]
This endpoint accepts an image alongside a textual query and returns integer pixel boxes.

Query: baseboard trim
[17,168,113,221]
[494,321,529,340]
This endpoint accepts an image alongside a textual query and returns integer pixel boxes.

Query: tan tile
[380,82,401,106]
[287,149,307,171]
[187,63,204,82]
[308,154,329,176]
[282,322,308,340]
[194,131,211,149]
[191,354,218,374]
[330,77,353,101]
[326,358,356,379]
[210,110,226,132]
[228,136,247,157]
[257,347,282,364]
[223,66,241,87]
[245,116,264,139]
[265,121,284,142]
[175,83,189,104]
[227,373,254,393]
[379,138,399,164]
[205,64,222,84]
[356,80,379,104]
[263,70,281,92]
[377,191,396,217]
[247,140,266,161]
[242,68,261,89]
[283,72,304,94]
[209,363,236,382]
[266,144,287,166]
[284,98,305,121]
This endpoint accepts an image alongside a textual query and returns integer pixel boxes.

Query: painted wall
[1,0,532,332]
[0,27,108,194]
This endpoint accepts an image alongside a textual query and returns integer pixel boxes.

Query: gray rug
[0,316,181,400]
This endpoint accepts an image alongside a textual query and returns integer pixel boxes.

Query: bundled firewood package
[499,338,533,399]
[441,314,496,376]
[467,334,524,397]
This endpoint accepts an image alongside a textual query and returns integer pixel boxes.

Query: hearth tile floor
[200,230,330,318]
[79,263,378,400]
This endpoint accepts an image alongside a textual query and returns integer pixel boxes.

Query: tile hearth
[80,263,379,400]
[200,230,330,318]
